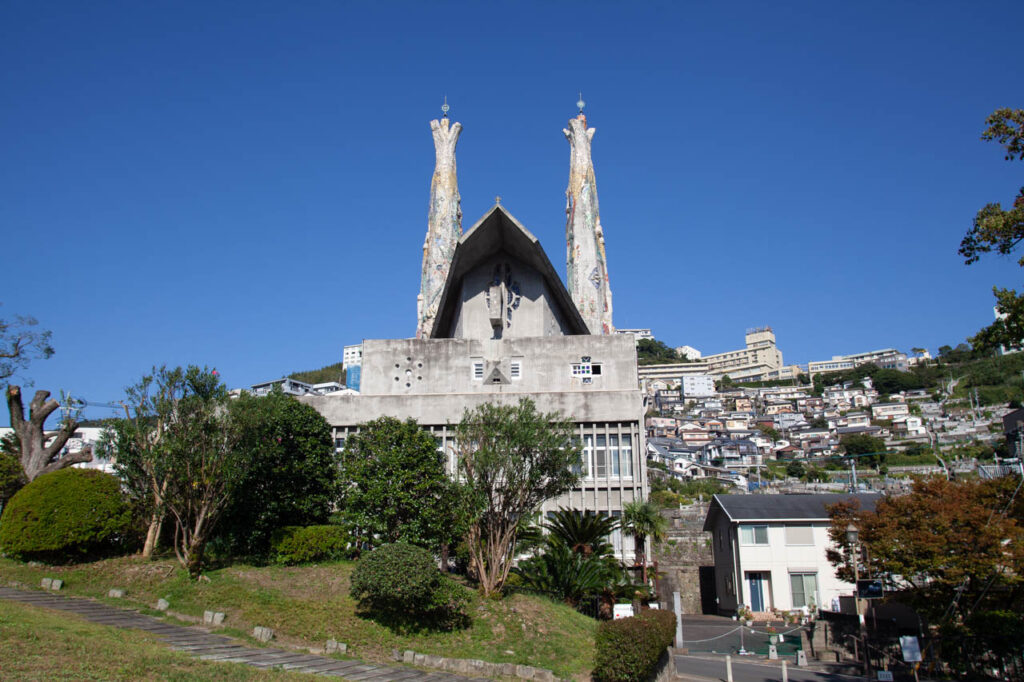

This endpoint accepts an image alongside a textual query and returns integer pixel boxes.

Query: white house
[703,493,879,615]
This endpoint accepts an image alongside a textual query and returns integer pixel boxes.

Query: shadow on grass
[353,604,471,635]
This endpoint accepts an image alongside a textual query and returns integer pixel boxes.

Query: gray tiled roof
[709,493,879,523]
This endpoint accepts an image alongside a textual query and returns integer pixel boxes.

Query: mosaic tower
[417,114,463,339]
[564,107,614,335]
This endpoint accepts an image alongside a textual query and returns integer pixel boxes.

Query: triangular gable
[430,204,590,338]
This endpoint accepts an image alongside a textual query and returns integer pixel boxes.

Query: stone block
[203,610,214,624]
[107,589,125,598]
[534,670,555,682]
[413,653,426,665]
[516,664,537,679]
[156,598,169,611]
[252,626,274,642]
[403,650,415,664]
[212,612,225,625]
[768,644,778,660]
[50,579,63,590]
[796,650,808,667]
[327,639,341,654]
[40,578,52,589]
[424,654,443,668]
[391,648,401,661]
[501,663,517,677]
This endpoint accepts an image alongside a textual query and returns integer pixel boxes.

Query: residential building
[616,328,653,343]
[675,345,702,360]
[680,375,716,398]
[703,493,879,614]
[871,403,910,421]
[637,328,786,385]
[809,349,909,378]
[342,344,363,369]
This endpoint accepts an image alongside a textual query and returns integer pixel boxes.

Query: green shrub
[349,542,469,630]
[270,525,352,564]
[0,469,133,563]
[593,609,676,682]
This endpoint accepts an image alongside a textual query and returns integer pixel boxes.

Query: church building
[301,104,647,560]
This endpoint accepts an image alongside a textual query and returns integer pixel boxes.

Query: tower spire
[417,101,462,338]
[564,100,614,335]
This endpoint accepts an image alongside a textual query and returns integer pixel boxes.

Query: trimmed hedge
[270,525,352,564]
[593,609,676,682]
[349,542,469,630]
[0,468,133,563]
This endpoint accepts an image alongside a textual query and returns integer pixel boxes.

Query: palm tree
[622,499,668,584]
[544,508,619,558]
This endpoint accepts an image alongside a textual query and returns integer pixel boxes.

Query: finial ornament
[441,95,450,119]
[495,195,502,205]
[577,92,585,114]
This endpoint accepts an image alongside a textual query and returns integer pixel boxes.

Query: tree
[839,433,887,468]
[513,541,622,607]
[109,365,245,575]
[339,416,467,557]
[161,367,245,576]
[105,365,194,558]
[454,398,581,597]
[958,108,1024,352]
[621,499,668,584]
[6,386,93,481]
[636,338,684,366]
[0,307,53,383]
[544,508,619,557]
[215,390,338,558]
[757,424,781,442]
[826,478,1024,673]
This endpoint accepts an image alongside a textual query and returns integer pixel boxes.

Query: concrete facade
[302,161,646,560]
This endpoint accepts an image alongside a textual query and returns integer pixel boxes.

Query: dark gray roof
[703,493,879,530]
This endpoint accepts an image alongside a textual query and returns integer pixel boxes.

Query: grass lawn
[0,556,597,678]
[0,598,315,681]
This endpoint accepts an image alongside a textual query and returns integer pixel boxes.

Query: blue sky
[3,1,1022,422]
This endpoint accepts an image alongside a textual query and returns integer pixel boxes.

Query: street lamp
[846,524,868,676]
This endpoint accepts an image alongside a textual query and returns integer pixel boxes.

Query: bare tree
[6,386,93,481]
[0,308,54,383]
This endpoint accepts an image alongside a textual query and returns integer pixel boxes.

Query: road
[675,654,865,682]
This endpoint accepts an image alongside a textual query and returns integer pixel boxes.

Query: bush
[349,542,469,630]
[593,609,676,682]
[0,469,133,563]
[270,525,352,565]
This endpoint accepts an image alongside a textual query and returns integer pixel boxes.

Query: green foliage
[785,460,806,478]
[593,609,676,682]
[544,508,619,557]
[216,391,338,558]
[649,489,687,509]
[288,362,346,386]
[270,525,352,565]
[958,108,1024,352]
[0,433,26,510]
[0,469,133,562]
[757,424,781,442]
[340,416,467,552]
[455,398,582,596]
[349,542,470,631]
[513,541,623,606]
[636,338,685,365]
[840,433,887,467]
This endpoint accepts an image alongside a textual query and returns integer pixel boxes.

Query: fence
[680,623,804,658]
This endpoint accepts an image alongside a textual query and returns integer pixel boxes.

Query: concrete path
[675,653,865,682]
[0,587,472,681]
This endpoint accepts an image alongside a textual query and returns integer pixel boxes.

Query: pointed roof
[430,204,590,338]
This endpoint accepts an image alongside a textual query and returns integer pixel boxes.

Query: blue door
[747,572,766,612]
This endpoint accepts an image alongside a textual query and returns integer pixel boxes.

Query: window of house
[334,437,346,453]
[510,360,522,379]
[472,359,484,380]
[790,572,818,608]
[739,524,769,545]
[784,525,814,546]
[572,363,592,377]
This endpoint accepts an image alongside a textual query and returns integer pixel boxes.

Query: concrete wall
[449,253,574,339]
[358,334,639,396]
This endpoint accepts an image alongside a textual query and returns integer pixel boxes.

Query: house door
[746,572,768,612]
